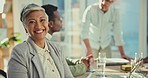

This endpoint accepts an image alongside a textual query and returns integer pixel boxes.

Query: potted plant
[0,32,22,57]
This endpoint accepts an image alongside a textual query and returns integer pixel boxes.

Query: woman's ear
[23,23,28,33]
[23,26,28,33]
[25,28,28,33]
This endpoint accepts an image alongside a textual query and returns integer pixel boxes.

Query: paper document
[106,58,129,65]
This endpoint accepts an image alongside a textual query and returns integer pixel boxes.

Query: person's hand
[81,58,90,71]
[81,54,93,71]
[86,54,93,60]
[86,49,94,64]
[121,54,131,61]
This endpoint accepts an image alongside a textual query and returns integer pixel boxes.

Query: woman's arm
[7,46,28,78]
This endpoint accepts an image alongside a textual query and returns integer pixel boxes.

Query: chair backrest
[0,69,7,78]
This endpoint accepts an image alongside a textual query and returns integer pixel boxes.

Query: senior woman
[7,3,74,78]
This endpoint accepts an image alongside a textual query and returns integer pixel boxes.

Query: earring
[50,25,53,27]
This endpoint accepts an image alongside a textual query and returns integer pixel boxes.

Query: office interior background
[0,0,147,70]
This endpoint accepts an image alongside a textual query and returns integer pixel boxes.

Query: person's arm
[118,46,131,61]
[118,46,125,56]
[69,64,87,77]
[81,5,93,57]
[66,58,75,65]
[66,58,86,77]
[112,7,130,61]
[83,39,93,57]
[7,46,28,78]
[68,55,92,77]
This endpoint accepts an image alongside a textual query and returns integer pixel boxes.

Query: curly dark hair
[41,4,58,22]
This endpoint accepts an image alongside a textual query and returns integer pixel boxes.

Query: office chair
[0,69,7,78]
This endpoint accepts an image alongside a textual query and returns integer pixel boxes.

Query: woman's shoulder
[46,39,61,48]
[10,41,31,66]
[12,41,30,55]
[46,40,62,55]
[13,41,29,49]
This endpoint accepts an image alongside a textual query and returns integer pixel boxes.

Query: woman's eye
[27,20,36,26]
[40,19,46,22]
[29,21,35,24]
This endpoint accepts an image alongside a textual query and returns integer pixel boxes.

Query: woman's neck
[33,38,45,48]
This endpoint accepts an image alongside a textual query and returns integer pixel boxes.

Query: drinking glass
[96,52,106,78]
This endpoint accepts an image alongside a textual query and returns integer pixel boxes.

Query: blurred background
[0,0,147,71]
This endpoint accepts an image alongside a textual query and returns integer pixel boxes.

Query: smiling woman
[7,3,74,78]
[23,11,49,44]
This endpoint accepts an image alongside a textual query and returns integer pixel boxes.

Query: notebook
[106,58,129,66]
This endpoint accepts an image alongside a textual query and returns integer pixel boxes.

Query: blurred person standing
[81,0,131,61]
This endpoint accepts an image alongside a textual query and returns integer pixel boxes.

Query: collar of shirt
[46,33,52,40]
[36,42,49,55]
[28,38,50,55]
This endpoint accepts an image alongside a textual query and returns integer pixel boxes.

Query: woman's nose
[35,21,42,28]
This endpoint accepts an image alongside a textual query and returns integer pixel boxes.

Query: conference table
[75,58,148,78]
[76,66,128,78]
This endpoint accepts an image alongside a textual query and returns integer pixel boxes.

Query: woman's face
[24,10,49,41]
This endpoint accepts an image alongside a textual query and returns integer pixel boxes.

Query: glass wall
[120,0,139,58]
[43,0,140,58]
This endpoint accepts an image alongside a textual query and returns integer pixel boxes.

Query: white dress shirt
[81,3,124,50]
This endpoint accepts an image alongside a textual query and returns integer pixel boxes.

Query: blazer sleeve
[50,42,74,78]
[7,44,28,78]
[60,49,74,78]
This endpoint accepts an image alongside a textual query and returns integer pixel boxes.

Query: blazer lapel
[47,42,63,78]
[31,51,44,78]
[26,39,44,78]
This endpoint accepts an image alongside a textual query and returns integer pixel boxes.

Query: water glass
[96,52,106,78]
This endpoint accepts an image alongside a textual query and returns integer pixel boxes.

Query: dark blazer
[7,38,74,78]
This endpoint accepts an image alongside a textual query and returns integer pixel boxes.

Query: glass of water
[97,52,106,78]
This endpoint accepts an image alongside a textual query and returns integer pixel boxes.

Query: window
[43,0,143,58]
